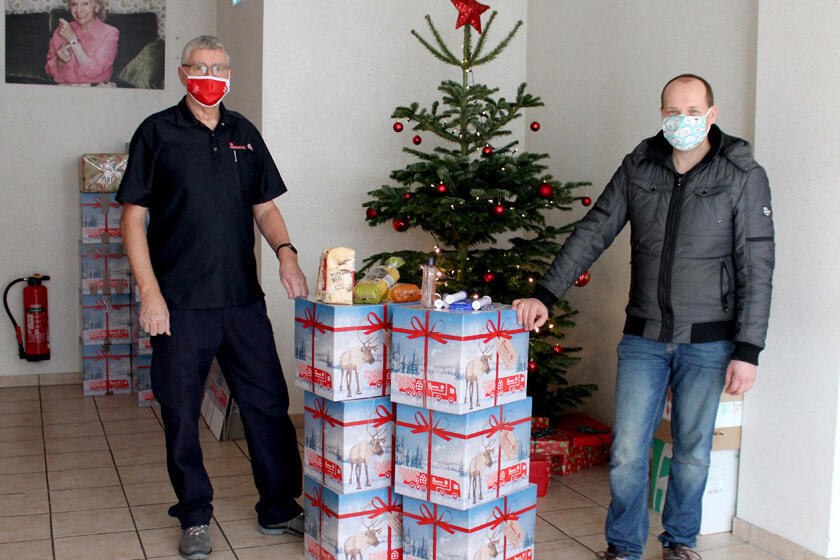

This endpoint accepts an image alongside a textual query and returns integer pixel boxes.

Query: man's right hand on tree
[512,298,549,331]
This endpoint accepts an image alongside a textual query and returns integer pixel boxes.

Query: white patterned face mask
[662,108,712,151]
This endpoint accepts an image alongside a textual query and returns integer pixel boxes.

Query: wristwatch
[275,242,297,256]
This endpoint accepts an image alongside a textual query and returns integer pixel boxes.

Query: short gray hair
[180,35,231,67]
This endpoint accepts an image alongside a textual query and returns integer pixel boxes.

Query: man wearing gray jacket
[513,74,774,560]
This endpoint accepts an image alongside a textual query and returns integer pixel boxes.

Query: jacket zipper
[657,174,685,341]
[720,261,730,313]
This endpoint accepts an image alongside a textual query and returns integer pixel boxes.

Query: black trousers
[150,299,302,528]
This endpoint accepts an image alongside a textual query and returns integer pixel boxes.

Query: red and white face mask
[185,75,230,108]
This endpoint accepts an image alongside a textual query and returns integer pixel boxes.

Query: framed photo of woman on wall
[5,0,166,89]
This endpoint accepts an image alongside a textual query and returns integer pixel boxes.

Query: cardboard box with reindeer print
[401,484,537,560]
[394,399,532,510]
[304,391,397,494]
[294,298,400,401]
[303,477,403,560]
[390,305,530,415]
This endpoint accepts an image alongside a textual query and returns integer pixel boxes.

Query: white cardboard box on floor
[650,439,739,535]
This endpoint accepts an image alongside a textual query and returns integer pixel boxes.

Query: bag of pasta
[316,247,355,305]
[353,256,404,304]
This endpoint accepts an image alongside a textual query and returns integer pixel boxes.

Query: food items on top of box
[353,256,404,304]
[386,282,421,303]
[316,247,356,305]
[401,484,537,560]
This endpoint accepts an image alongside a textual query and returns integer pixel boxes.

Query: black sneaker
[258,513,305,537]
[179,524,211,560]
[662,543,702,560]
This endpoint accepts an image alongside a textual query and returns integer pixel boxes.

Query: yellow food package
[353,257,404,304]
[316,247,355,304]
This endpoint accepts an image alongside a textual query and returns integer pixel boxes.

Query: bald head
[661,74,714,109]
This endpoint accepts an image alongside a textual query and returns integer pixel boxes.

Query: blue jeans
[605,335,733,558]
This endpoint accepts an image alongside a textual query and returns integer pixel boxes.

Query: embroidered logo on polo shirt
[229,142,254,151]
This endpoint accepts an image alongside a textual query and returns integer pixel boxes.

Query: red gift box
[530,413,611,476]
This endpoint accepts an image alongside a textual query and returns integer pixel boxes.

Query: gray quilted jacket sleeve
[730,166,775,364]
[534,157,632,305]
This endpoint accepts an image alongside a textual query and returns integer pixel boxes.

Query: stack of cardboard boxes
[79,154,133,396]
[650,391,743,534]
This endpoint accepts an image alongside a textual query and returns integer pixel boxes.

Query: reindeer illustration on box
[339,334,378,398]
[465,342,493,410]
[468,438,497,505]
[343,517,382,560]
[348,423,387,490]
[473,525,504,560]
[304,392,395,494]
[401,485,537,560]
[303,479,402,560]
[391,305,530,414]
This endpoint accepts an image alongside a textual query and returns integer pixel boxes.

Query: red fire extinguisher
[3,275,51,362]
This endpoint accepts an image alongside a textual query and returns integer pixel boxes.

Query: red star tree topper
[451,0,490,32]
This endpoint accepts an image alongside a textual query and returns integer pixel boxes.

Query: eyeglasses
[181,63,230,76]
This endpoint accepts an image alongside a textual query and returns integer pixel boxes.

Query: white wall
[525,0,758,425]
[259,1,528,414]
[0,1,216,378]
[738,2,840,556]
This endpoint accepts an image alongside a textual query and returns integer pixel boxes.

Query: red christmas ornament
[553,345,563,354]
[392,217,410,232]
[393,122,404,132]
[412,135,422,145]
[530,121,541,132]
[536,183,553,199]
[527,361,538,373]
[436,183,448,194]
[481,146,493,156]
[493,204,505,216]
[582,196,592,206]
[365,207,379,220]
[403,192,412,200]
[483,272,495,283]
[450,0,490,33]
[575,271,591,287]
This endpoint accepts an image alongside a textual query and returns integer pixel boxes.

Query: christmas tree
[361,1,596,419]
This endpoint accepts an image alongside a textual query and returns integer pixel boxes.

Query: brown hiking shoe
[662,543,702,560]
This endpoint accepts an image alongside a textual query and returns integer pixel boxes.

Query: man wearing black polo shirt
[117,35,306,560]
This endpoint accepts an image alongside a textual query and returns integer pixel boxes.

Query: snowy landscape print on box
[390,306,529,415]
[303,478,402,560]
[294,299,399,401]
[304,392,395,495]
[402,484,537,560]
[395,399,532,510]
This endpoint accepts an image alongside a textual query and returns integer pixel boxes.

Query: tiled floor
[0,385,779,560]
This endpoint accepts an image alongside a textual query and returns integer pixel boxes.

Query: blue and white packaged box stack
[303,393,395,495]
[390,306,530,414]
[303,479,403,560]
[394,399,532,510]
[402,485,537,560]
[295,296,406,560]
[390,303,538,559]
[80,155,133,396]
[293,299,399,401]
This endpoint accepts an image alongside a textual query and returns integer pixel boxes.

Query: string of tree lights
[361,0,596,417]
